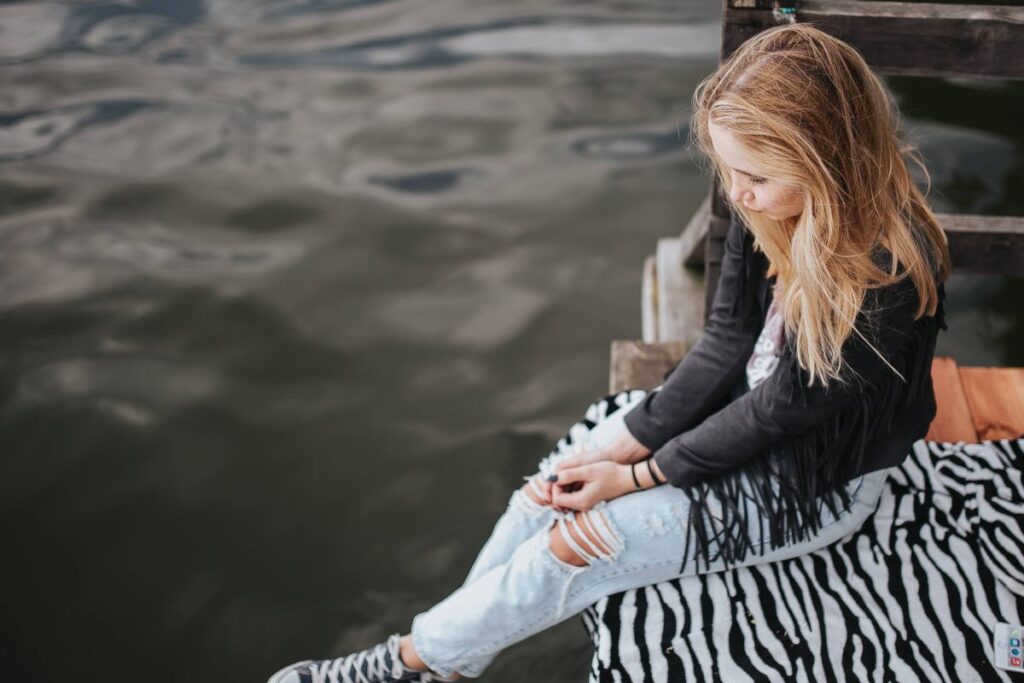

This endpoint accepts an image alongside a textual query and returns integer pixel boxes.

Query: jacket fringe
[676,281,948,575]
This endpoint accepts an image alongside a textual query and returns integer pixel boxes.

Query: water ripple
[368,167,482,194]
[239,19,718,70]
[55,221,306,276]
[0,1,204,64]
[572,128,689,161]
[16,355,222,417]
[0,218,305,309]
[80,13,177,55]
[0,100,152,161]
[0,3,71,62]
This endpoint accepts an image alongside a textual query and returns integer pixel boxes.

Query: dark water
[1,2,1022,681]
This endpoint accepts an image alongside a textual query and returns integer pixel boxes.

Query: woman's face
[708,121,805,221]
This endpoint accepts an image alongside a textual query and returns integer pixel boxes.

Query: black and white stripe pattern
[545,393,1024,682]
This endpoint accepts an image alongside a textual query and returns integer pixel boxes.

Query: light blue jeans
[411,391,892,679]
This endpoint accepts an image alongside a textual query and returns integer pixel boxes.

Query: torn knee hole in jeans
[547,508,624,567]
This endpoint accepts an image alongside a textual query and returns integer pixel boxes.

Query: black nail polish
[546,474,558,482]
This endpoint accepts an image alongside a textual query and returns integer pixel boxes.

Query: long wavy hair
[689,23,951,388]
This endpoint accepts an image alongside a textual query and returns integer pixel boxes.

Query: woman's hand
[548,460,636,512]
[554,427,653,472]
[525,473,556,508]
[526,425,653,512]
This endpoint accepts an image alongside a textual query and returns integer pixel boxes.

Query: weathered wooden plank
[927,356,979,443]
[959,366,1024,441]
[656,237,706,345]
[938,213,1024,276]
[723,1,1024,80]
[609,340,688,394]
[641,255,657,344]
[679,193,712,269]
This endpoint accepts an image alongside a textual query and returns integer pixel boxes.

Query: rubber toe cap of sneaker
[266,661,308,683]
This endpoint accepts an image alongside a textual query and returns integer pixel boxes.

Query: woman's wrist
[646,457,667,486]
[618,463,640,496]
[610,429,653,465]
[623,458,666,493]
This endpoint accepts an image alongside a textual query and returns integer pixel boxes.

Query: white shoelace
[310,639,399,683]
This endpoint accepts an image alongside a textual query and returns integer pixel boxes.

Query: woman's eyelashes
[733,170,767,185]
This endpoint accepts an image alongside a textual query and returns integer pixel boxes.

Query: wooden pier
[588,2,1024,681]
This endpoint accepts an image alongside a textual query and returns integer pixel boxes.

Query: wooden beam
[609,340,689,394]
[723,1,1024,81]
[959,366,1024,441]
[939,213,1024,276]
[926,356,979,443]
[679,193,712,269]
[656,238,706,345]
[641,255,657,343]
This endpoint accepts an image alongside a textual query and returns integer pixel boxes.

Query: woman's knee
[547,509,624,567]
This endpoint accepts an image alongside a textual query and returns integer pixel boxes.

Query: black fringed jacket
[623,213,948,574]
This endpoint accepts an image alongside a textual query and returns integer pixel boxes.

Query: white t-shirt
[745,285,785,391]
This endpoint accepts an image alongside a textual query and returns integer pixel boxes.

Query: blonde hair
[690,23,951,388]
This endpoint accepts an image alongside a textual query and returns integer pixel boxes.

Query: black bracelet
[645,457,665,486]
[630,462,643,490]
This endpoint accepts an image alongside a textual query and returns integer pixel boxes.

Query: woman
[269,23,951,683]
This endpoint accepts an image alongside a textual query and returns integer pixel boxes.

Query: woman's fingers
[523,474,552,506]
[552,463,588,484]
[537,443,619,511]
[538,477,553,503]
[551,482,592,511]
[551,465,593,510]
[528,474,553,503]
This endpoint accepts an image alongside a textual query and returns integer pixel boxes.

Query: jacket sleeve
[651,273,922,489]
[622,214,760,452]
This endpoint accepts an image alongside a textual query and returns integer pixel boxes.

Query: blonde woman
[269,23,951,683]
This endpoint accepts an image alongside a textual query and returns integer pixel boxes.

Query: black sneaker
[267,633,458,683]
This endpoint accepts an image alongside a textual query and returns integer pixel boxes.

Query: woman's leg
[408,465,893,680]
[381,481,554,680]
[459,390,650,588]
[402,391,649,678]
[458,476,557,589]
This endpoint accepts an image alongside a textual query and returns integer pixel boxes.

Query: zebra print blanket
[558,393,1024,682]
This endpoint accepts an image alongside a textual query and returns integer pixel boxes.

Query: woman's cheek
[776,188,804,217]
[786,187,805,208]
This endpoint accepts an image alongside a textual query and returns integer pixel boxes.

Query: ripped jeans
[410,391,893,679]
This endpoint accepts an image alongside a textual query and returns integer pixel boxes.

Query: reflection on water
[1,1,1021,681]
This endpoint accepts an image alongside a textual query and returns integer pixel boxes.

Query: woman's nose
[729,175,750,203]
